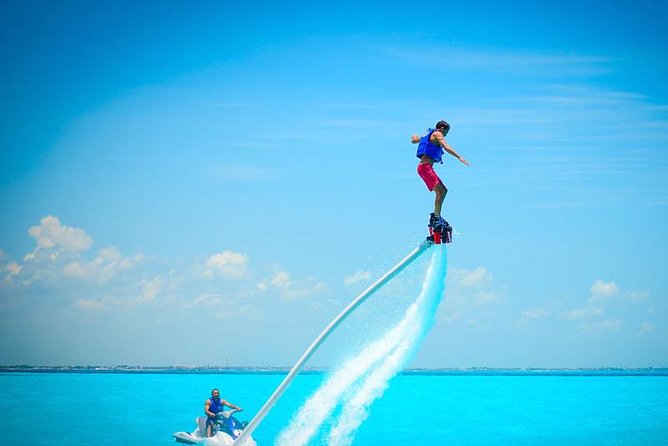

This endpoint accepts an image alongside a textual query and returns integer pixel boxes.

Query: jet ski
[173,409,257,446]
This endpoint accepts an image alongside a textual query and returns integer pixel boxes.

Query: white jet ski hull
[173,416,256,446]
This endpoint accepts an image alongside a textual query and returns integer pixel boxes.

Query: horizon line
[2,365,667,376]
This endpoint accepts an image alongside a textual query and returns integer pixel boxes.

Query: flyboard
[428,215,453,245]
[232,215,451,445]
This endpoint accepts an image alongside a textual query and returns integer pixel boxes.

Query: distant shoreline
[1,365,667,376]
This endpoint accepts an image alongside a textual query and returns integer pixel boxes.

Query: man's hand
[459,157,470,166]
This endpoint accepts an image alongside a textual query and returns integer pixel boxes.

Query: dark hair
[435,120,450,134]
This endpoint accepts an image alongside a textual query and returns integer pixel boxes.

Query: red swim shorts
[417,163,442,191]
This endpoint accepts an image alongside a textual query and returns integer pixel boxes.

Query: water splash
[277,246,447,446]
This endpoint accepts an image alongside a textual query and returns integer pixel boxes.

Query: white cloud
[26,215,92,258]
[589,279,618,301]
[442,266,500,304]
[1,260,22,283]
[627,290,650,303]
[437,266,502,324]
[579,319,623,334]
[450,267,492,288]
[74,298,106,311]
[560,280,653,335]
[193,293,225,307]
[379,45,615,77]
[70,274,164,311]
[257,270,291,291]
[588,279,649,306]
[271,271,292,288]
[6,262,22,276]
[521,307,550,322]
[638,322,654,335]
[280,279,327,301]
[204,250,249,279]
[62,262,90,279]
[473,290,503,306]
[95,247,123,265]
[0,219,143,291]
[181,293,256,321]
[563,305,604,321]
[344,270,371,286]
[140,276,161,302]
[62,247,143,282]
[257,269,327,301]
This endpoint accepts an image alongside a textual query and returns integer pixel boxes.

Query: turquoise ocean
[1,370,667,445]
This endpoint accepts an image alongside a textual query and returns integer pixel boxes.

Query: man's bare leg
[434,182,447,217]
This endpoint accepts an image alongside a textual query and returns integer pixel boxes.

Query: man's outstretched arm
[434,132,469,166]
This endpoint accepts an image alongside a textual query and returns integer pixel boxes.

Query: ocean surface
[1,370,667,445]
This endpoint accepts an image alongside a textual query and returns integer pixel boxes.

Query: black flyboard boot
[428,213,442,244]
[428,213,452,244]
[444,221,453,243]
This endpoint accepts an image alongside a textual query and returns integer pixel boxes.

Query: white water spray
[277,246,447,446]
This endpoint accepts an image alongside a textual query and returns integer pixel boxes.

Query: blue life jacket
[416,128,444,163]
[208,397,225,418]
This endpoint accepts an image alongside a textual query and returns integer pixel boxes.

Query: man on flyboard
[411,120,469,243]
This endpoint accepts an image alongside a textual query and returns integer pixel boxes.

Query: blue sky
[1,0,667,368]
